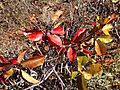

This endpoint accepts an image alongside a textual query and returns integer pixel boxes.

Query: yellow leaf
[21,70,39,84]
[3,69,14,80]
[17,50,26,63]
[21,56,45,68]
[98,35,113,43]
[86,63,102,75]
[52,10,63,23]
[112,0,119,3]
[95,39,106,56]
[72,71,79,79]
[102,24,113,35]
[82,71,92,80]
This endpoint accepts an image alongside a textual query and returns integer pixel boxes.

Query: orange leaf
[95,39,106,56]
[21,56,45,68]
[67,47,76,62]
[21,70,39,84]
[47,33,62,46]
[2,69,14,80]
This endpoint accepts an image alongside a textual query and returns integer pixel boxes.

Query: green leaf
[77,56,88,65]
[98,35,113,43]
[72,71,79,79]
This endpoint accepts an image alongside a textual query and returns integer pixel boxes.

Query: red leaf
[47,33,62,46]
[72,28,86,43]
[56,47,66,55]
[0,56,6,62]
[23,31,43,41]
[67,47,77,62]
[82,48,91,55]
[10,59,18,65]
[89,22,96,26]
[51,26,65,35]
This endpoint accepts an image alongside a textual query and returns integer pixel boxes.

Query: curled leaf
[95,39,106,56]
[21,56,45,68]
[23,31,43,41]
[72,28,86,43]
[2,69,14,80]
[51,26,65,35]
[52,10,63,22]
[102,24,113,35]
[98,35,113,43]
[21,70,39,84]
[47,33,62,46]
[67,47,76,62]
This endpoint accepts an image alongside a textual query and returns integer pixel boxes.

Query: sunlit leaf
[95,39,106,56]
[72,28,86,42]
[77,75,87,90]
[112,0,119,3]
[10,59,18,65]
[67,47,77,62]
[52,10,63,23]
[56,46,66,55]
[17,50,26,63]
[21,56,45,68]
[82,71,92,80]
[21,70,39,84]
[51,26,65,35]
[71,71,79,79]
[23,31,43,41]
[47,33,62,46]
[98,35,113,43]
[102,24,113,35]
[86,63,102,75]
[2,69,14,80]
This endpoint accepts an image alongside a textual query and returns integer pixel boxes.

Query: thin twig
[52,67,65,87]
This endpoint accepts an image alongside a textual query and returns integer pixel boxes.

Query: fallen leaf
[102,24,113,35]
[72,28,86,43]
[17,50,27,63]
[23,31,43,41]
[2,69,14,80]
[21,70,39,84]
[51,26,65,35]
[47,33,62,46]
[104,59,114,66]
[21,56,45,68]
[98,35,113,43]
[67,47,77,62]
[52,10,63,22]
[95,39,106,56]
